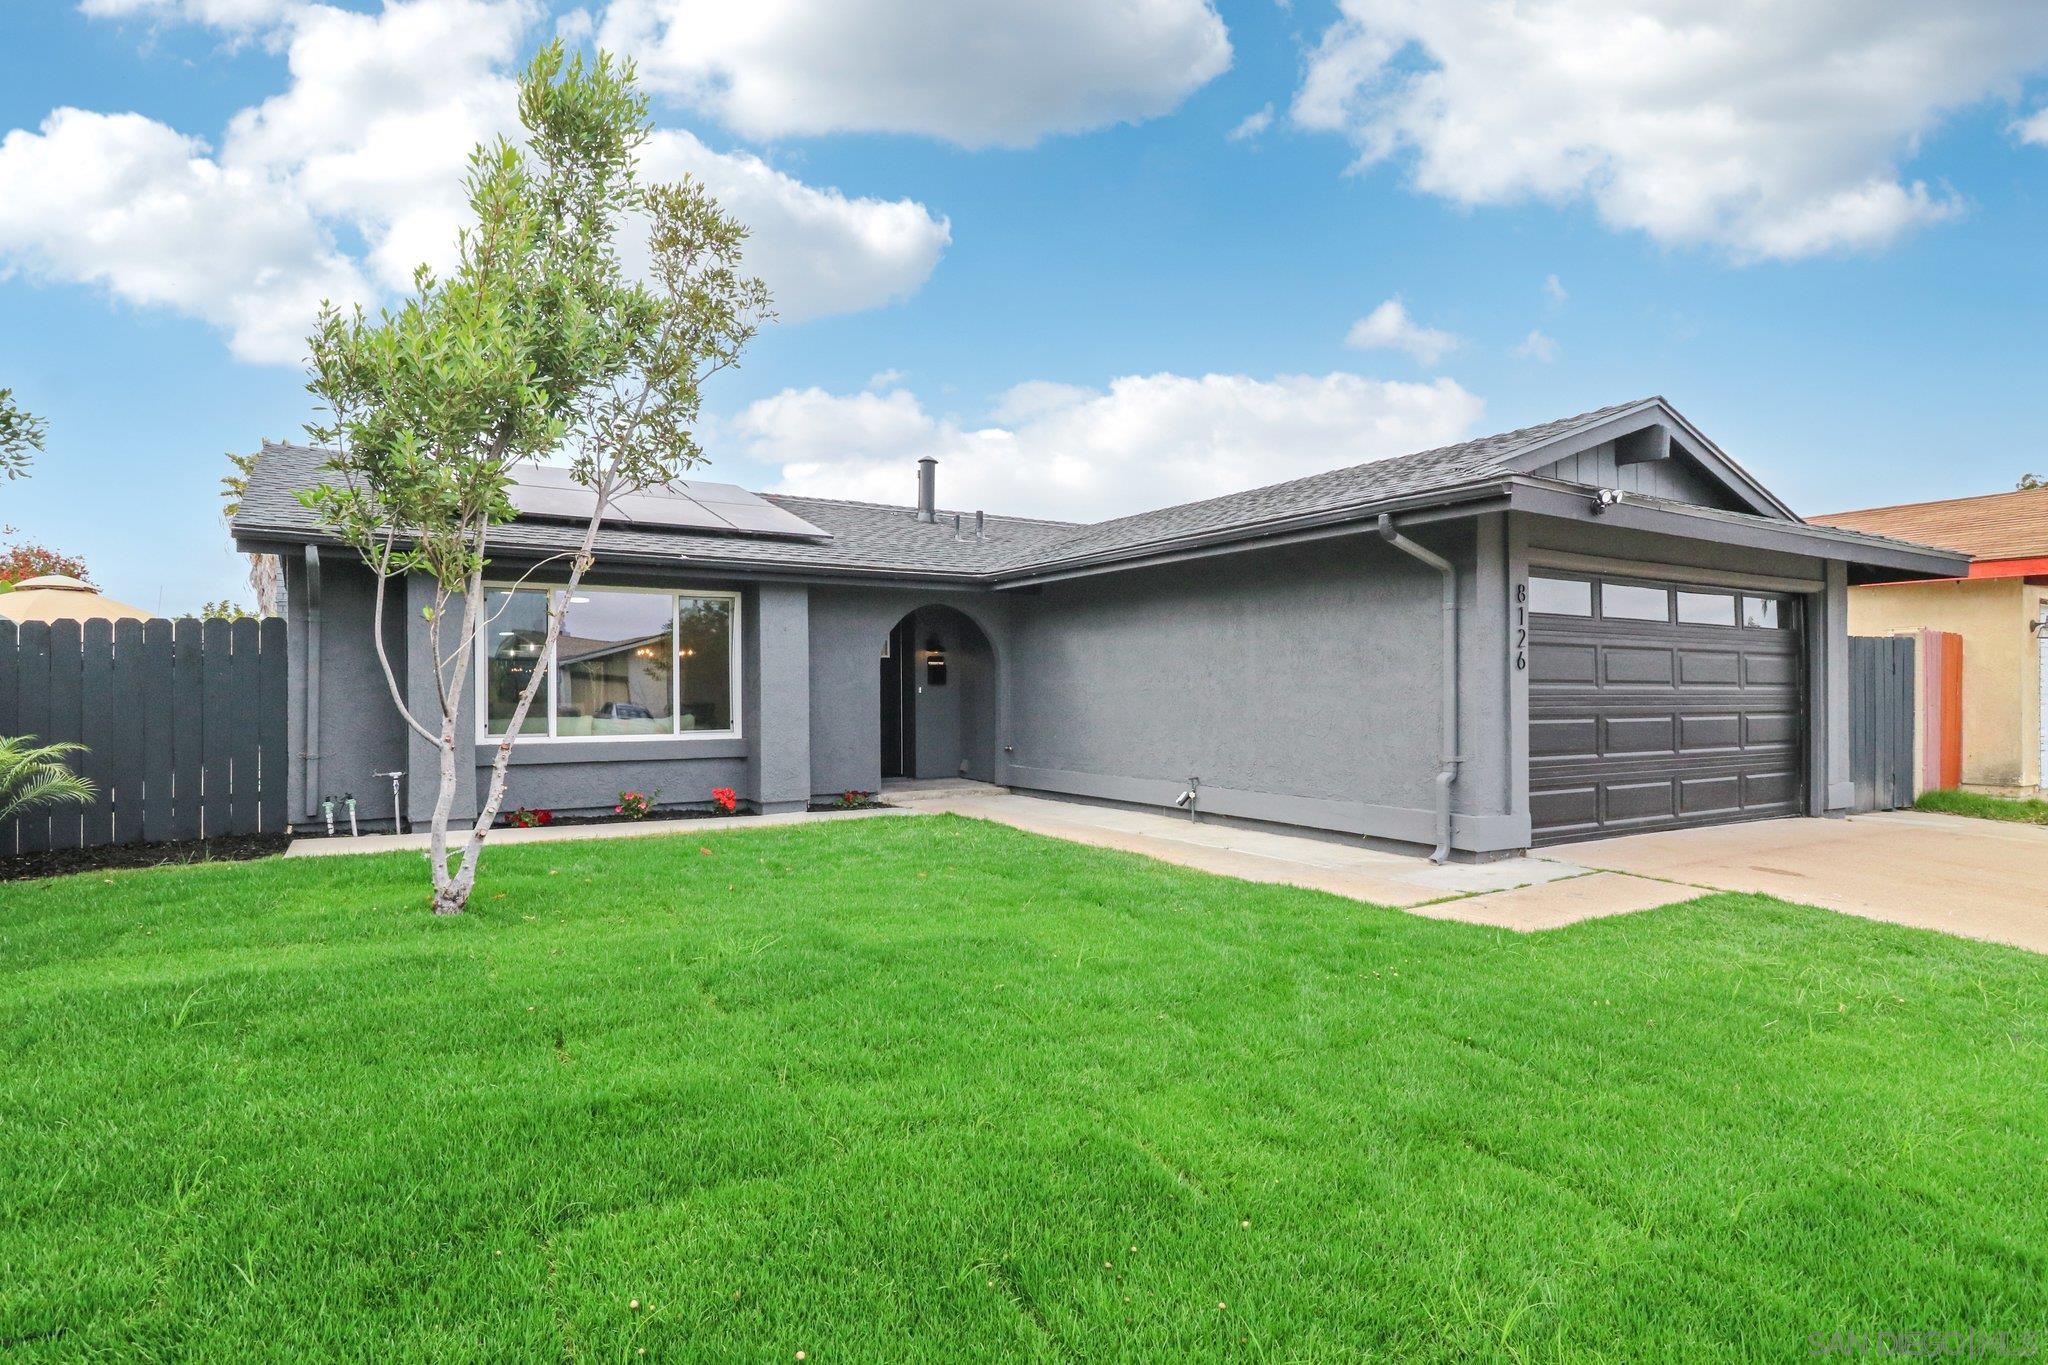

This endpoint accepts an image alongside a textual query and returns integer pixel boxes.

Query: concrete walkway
[285,805,904,857]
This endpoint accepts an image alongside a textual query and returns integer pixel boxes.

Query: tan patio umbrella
[0,574,154,624]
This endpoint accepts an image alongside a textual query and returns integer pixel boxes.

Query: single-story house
[230,396,1967,858]
[1812,486,2048,795]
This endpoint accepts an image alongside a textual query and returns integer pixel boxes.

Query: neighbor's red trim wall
[1966,555,2048,580]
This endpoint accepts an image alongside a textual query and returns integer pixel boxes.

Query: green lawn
[4,817,2046,1360]
[1916,787,2048,826]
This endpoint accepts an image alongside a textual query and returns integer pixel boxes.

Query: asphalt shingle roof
[1811,485,2048,561]
[230,399,1958,580]
[233,445,1078,577]
[1010,399,1645,570]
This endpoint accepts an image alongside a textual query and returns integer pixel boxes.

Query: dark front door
[1527,572,1806,844]
[880,616,917,779]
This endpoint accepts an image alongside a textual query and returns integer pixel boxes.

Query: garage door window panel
[1677,591,1737,626]
[1601,583,1671,621]
[1530,575,1594,616]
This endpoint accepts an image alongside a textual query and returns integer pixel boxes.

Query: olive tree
[0,388,46,484]
[300,43,769,914]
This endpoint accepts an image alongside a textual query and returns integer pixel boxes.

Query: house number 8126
[1513,583,1528,671]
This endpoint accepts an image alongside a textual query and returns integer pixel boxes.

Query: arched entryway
[880,605,998,782]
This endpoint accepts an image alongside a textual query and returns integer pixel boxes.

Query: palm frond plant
[0,737,96,822]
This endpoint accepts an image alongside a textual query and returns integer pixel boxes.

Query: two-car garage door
[1528,572,1807,844]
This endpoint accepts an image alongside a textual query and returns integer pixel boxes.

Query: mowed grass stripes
[2,815,2044,1359]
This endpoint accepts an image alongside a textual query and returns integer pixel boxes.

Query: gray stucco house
[231,396,1966,859]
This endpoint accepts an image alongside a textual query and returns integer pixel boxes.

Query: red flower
[711,786,738,814]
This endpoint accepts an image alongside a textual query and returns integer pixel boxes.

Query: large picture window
[480,585,739,740]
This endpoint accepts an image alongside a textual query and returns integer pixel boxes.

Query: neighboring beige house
[1813,488,2048,795]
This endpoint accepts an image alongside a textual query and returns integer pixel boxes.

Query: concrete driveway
[1544,811,2048,953]
[902,785,2048,952]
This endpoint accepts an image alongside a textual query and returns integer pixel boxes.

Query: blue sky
[3,0,2047,613]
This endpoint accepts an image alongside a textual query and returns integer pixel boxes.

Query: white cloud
[1344,298,1459,365]
[79,0,304,28]
[2013,105,2048,146]
[13,0,952,362]
[222,0,538,293]
[1513,329,1559,363]
[553,6,594,42]
[1542,273,1567,306]
[598,0,1233,148]
[731,370,1484,521]
[639,131,949,322]
[0,108,369,363]
[1292,0,2048,260]
[1229,104,1276,142]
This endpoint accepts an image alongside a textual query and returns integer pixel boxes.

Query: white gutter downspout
[1377,514,1460,863]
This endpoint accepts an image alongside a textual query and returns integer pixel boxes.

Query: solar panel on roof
[507,466,830,542]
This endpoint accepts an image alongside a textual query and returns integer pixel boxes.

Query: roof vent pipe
[916,457,937,522]
[974,510,985,542]
[1376,513,1461,863]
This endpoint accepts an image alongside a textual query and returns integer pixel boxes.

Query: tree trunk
[427,571,483,913]
[447,535,605,912]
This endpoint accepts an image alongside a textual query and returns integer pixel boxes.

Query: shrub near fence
[0,617,288,855]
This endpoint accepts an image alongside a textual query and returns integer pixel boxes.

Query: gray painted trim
[300,544,320,820]
[1524,548,1826,594]
[993,487,1513,589]
[1509,483,1969,577]
[1005,763,1533,853]
[1614,424,1670,466]
[1822,560,1853,810]
[1498,400,1791,520]
[493,735,748,765]
[1505,516,1532,832]
[1500,398,1793,521]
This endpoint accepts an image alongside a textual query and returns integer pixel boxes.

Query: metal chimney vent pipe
[916,457,937,522]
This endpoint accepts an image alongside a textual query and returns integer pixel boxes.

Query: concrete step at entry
[881,779,1011,808]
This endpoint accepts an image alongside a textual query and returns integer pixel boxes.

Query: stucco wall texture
[282,503,1864,854]
[1845,578,2045,791]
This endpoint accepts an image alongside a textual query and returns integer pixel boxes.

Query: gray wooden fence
[0,617,288,855]
[1848,634,1917,814]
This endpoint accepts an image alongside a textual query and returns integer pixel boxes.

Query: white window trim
[475,582,743,744]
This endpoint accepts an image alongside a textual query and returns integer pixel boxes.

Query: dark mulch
[0,833,291,883]
[806,799,890,813]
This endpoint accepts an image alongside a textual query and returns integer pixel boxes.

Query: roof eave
[990,481,1517,589]
[1498,397,1797,522]
[235,522,1015,588]
[1509,480,1972,580]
